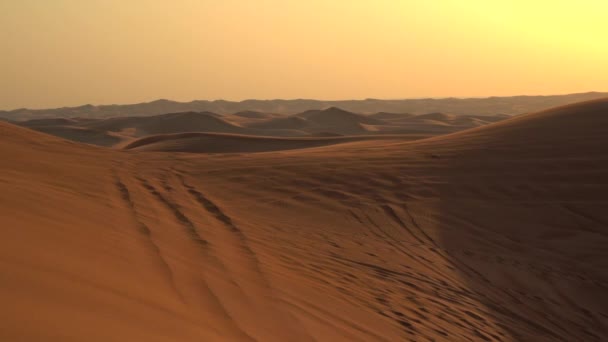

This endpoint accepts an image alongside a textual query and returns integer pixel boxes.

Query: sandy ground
[1,98,607,341]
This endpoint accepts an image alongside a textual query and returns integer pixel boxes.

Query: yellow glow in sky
[1,0,606,109]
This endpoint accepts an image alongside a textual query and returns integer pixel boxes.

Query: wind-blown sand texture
[1,98,607,341]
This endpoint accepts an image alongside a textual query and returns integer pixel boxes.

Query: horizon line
[2,91,606,112]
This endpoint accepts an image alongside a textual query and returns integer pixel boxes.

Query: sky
[1,0,607,109]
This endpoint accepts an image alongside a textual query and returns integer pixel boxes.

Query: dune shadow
[433,100,608,340]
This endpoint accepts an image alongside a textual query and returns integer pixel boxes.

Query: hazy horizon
[2,1,607,109]
[3,91,607,111]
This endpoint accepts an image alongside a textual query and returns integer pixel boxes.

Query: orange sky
[1,0,606,109]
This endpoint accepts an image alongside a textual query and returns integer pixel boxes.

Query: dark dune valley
[1,97,607,341]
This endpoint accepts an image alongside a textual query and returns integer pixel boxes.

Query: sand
[1,98,607,341]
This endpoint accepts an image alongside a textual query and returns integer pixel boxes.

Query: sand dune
[246,116,312,130]
[246,108,383,135]
[122,132,428,153]
[369,112,415,120]
[80,111,242,137]
[18,118,128,146]
[296,107,384,134]
[20,118,81,126]
[296,107,383,124]
[415,97,608,155]
[232,111,282,119]
[17,107,508,147]
[413,112,458,121]
[1,98,607,341]
[20,125,124,147]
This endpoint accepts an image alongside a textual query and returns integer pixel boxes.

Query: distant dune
[416,97,608,156]
[246,116,311,130]
[293,107,384,134]
[245,107,384,135]
[82,111,241,137]
[1,98,607,341]
[414,112,458,121]
[19,118,81,126]
[3,92,607,120]
[17,107,507,147]
[232,110,282,119]
[369,112,415,120]
[18,123,124,147]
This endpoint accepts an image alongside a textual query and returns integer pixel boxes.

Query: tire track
[199,280,257,342]
[131,168,260,340]
[356,209,449,281]
[176,174,268,283]
[381,204,426,245]
[403,204,440,246]
[137,176,209,250]
[176,173,314,341]
[113,173,185,302]
[375,204,567,340]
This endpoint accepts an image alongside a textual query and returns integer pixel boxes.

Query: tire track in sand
[176,173,314,341]
[137,176,209,249]
[134,171,257,341]
[113,172,185,302]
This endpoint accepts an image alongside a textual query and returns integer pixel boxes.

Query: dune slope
[1,98,607,341]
